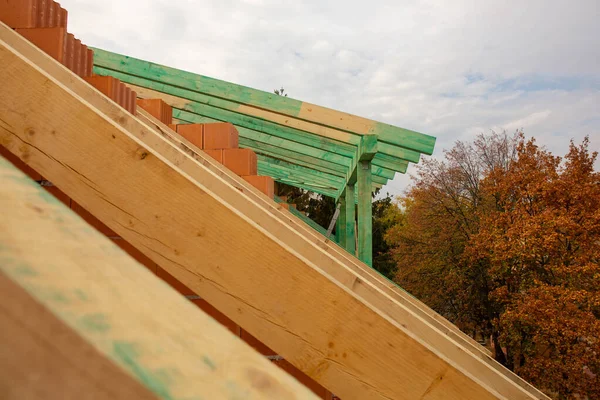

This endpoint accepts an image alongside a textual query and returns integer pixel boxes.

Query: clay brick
[0,0,37,28]
[84,75,115,101]
[191,299,241,336]
[240,329,277,355]
[280,203,297,210]
[65,33,74,70]
[80,44,88,78]
[271,359,330,399]
[15,27,66,62]
[0,145,42,181]
[176,124,203,149]
[42,184,70,207]
[222,148,257,176]
[124,86,131,113]
[129,90,137,114]
[73,38,81,76]
[57,5,67,27]
[137,98,172,125]
[156,267,195,295]
[203,149,223,163]
[203,122,239,149]
[110,238,158,274]
[167,124,177,131]
[85,48,94,77]
[70,201,117,236]
[242,175,274,198]
[36,0,47,27]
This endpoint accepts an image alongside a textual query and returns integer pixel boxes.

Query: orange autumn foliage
[387,132,600,399]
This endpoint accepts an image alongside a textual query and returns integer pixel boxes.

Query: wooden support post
[345,184,356,255]
[357,160,373,266]
[337,192,347,246]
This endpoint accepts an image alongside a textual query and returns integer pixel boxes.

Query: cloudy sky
[61,0,599,195]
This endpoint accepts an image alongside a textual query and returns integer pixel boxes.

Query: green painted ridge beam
[257,157,345,186]
[93,48,435,155]
[94,66,358,158]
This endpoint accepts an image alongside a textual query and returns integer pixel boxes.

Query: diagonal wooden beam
[0,157,318,400]
[0,25,549,400]
[92,48,436,155]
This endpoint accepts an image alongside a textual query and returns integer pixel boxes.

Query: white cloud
[60,0,600,196]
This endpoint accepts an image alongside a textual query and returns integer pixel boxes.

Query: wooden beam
[345,184,356,255]
[357,161,373,266]
[0,157,318,400]
[337,195,347,247]
[92,50,436,155]
[1,26,548,400]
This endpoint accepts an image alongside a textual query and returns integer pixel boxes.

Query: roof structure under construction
[0,1,550,399]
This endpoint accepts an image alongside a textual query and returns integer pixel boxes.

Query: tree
[385,132,600,398]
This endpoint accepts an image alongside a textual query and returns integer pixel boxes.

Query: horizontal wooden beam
[1,26,547,400]
[0,157,317,400]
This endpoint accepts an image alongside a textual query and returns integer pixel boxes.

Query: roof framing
[91,48,436,201]
[0,26,549,399]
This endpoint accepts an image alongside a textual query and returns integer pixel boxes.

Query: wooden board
[0,23,548,400]
[0,157,318,400]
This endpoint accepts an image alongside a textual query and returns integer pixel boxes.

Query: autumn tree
[386,132,600,398]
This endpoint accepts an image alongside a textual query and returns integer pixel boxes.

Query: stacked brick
[0,0,136,113]
[1,3,335,398]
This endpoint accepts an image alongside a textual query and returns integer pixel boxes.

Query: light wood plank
[0,157,318,400]
[0,23,548,400]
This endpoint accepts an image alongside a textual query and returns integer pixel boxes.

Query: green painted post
[338,194,347,247]
[357,160,373,266]
[345,184,356,255]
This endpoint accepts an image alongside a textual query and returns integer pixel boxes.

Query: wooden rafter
[0,157,318,400]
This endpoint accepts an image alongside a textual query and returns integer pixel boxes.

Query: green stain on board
[202,356,217,371]
[113,341,175,400]
[79,313,111,333]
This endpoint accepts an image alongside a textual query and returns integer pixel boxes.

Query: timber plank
[0,157,317,400]
[0,24,549,400]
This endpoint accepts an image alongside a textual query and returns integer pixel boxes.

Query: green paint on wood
[345,184,356,255]
[202,356,217,371]
[93,48,436,156]
[113,341,176,400]
[79,313,111,333]
[357,160,373,266]
[92,49,304,116]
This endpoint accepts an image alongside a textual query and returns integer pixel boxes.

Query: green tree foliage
[385,131,600,398]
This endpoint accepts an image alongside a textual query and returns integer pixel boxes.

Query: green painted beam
[358,160,373,267]
[93,48,436,155]
[373,153,408,173]
[258,164,344,190]
[258,157,345,186]
[345,185,356,255]
[171,108,354,167]
[93,65,362,151]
